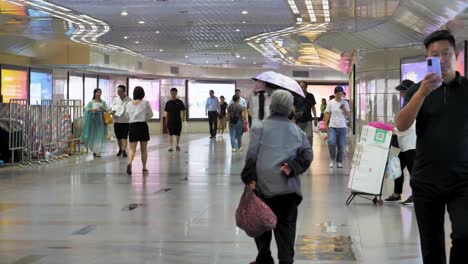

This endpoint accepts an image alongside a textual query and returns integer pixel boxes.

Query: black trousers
[394,149,416,194]
[254,194,299,264]
[411,162,468,264]
[208,111,218,137]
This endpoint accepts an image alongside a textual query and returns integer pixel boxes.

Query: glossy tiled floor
[0,132,453,263]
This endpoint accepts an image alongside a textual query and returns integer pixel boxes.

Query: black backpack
[229,111,239,124]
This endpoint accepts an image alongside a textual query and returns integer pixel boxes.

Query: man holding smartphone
[396,30,468,263]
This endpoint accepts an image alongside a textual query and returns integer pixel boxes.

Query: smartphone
[426,57,442,86]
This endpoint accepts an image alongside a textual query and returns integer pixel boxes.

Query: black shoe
[384,194,401,202]
[401,196,414,205]
[116,150,122,157]
[176,146,181,151]
[122,151,127,157]
[93,153,97,157]
[126,164,132,175]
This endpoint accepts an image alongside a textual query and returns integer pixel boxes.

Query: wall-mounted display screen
[30,71,52,105]
[187,81,236,119]
[401,58,426,83]
[68,75,84,105]
[84,76,98,105]
[98,78,112,106]
[1,68,28,103]
[128,78,160,119]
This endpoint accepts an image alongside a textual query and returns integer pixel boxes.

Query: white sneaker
[232,148,237,152]
[238,147,243,152]
[337,162,343,168]
[329,161,335,168]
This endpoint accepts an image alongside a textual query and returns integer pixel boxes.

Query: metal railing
[8,99,28,166]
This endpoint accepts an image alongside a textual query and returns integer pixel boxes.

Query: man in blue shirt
[205,90,220,138]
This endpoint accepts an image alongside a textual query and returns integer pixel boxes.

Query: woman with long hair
[81,88,109,157]
[125,86,153,175]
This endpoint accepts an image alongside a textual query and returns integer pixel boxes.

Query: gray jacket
[242,115,313,199]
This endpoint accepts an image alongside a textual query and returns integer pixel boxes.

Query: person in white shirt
[125,86,153,175]
[323,86,350,168]
[110,85,132,157]
[384,80,416,205]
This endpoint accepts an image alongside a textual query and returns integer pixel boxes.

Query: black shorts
[168,122,182,136]
[129,122,150,142]
[114,123,129,140]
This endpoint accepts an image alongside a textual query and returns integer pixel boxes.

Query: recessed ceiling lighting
[120,11,128,16]
[215,45,219,48]
[253,62,257,64]
[236,55,240,58]
[242,57,246,59]
[124,36,128,39]
[155,31,160,34]
[206,61,209,63]
[185,55,189,58]
[236,29,240,32]
[159,49,164,52]
[241,10,248,15]
[242,21,247,24]
[135,41,140,44]
[138,21,145,24]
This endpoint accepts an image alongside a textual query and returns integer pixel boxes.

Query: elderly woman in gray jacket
[241,90,313,264]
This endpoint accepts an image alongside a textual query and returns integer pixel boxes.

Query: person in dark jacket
[241,89,313,264]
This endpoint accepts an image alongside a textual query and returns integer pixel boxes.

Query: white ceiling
[1,0,468,71]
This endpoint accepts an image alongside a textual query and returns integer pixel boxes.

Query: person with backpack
[227,95,246,152]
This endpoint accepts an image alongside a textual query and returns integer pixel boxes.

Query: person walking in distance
[205,90,220,139]
[295,81,317,146]
[323,86,350,168]
[110,85,132,157]
[396,29,468,264]
[164,88,186,152]
[217,96,228,137]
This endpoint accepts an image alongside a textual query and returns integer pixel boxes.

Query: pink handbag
[235,186,277,237]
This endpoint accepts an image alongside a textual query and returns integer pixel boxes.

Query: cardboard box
[359,126,392,148]
[348,143,389,194]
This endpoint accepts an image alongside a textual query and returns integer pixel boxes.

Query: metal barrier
[8,99,28,166]
[27,105,42,164]
[58,100,83,155]
[2,99,85,167]
[41,99,56,162]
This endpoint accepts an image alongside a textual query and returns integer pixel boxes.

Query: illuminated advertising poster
[1,69,28,103]
[187,81,236,119]
[30,71,53,105]
[401,60,426,83]
[84,76,98,104]
[68,75,84,105]
[128,78,160,119]
[98,78,112,106]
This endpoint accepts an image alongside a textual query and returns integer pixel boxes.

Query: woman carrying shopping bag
[241,90,313,264]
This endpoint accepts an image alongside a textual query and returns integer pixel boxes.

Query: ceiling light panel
[46,0,293,65]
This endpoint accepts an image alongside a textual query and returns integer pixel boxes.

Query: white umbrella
[252,71,305,98]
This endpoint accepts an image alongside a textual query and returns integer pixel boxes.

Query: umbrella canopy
[252,71,305,98]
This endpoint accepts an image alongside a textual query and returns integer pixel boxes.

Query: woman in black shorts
[125,86,153,175]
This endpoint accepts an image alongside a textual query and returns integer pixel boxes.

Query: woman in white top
[125,86,153,175]
[323,86,350,168]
